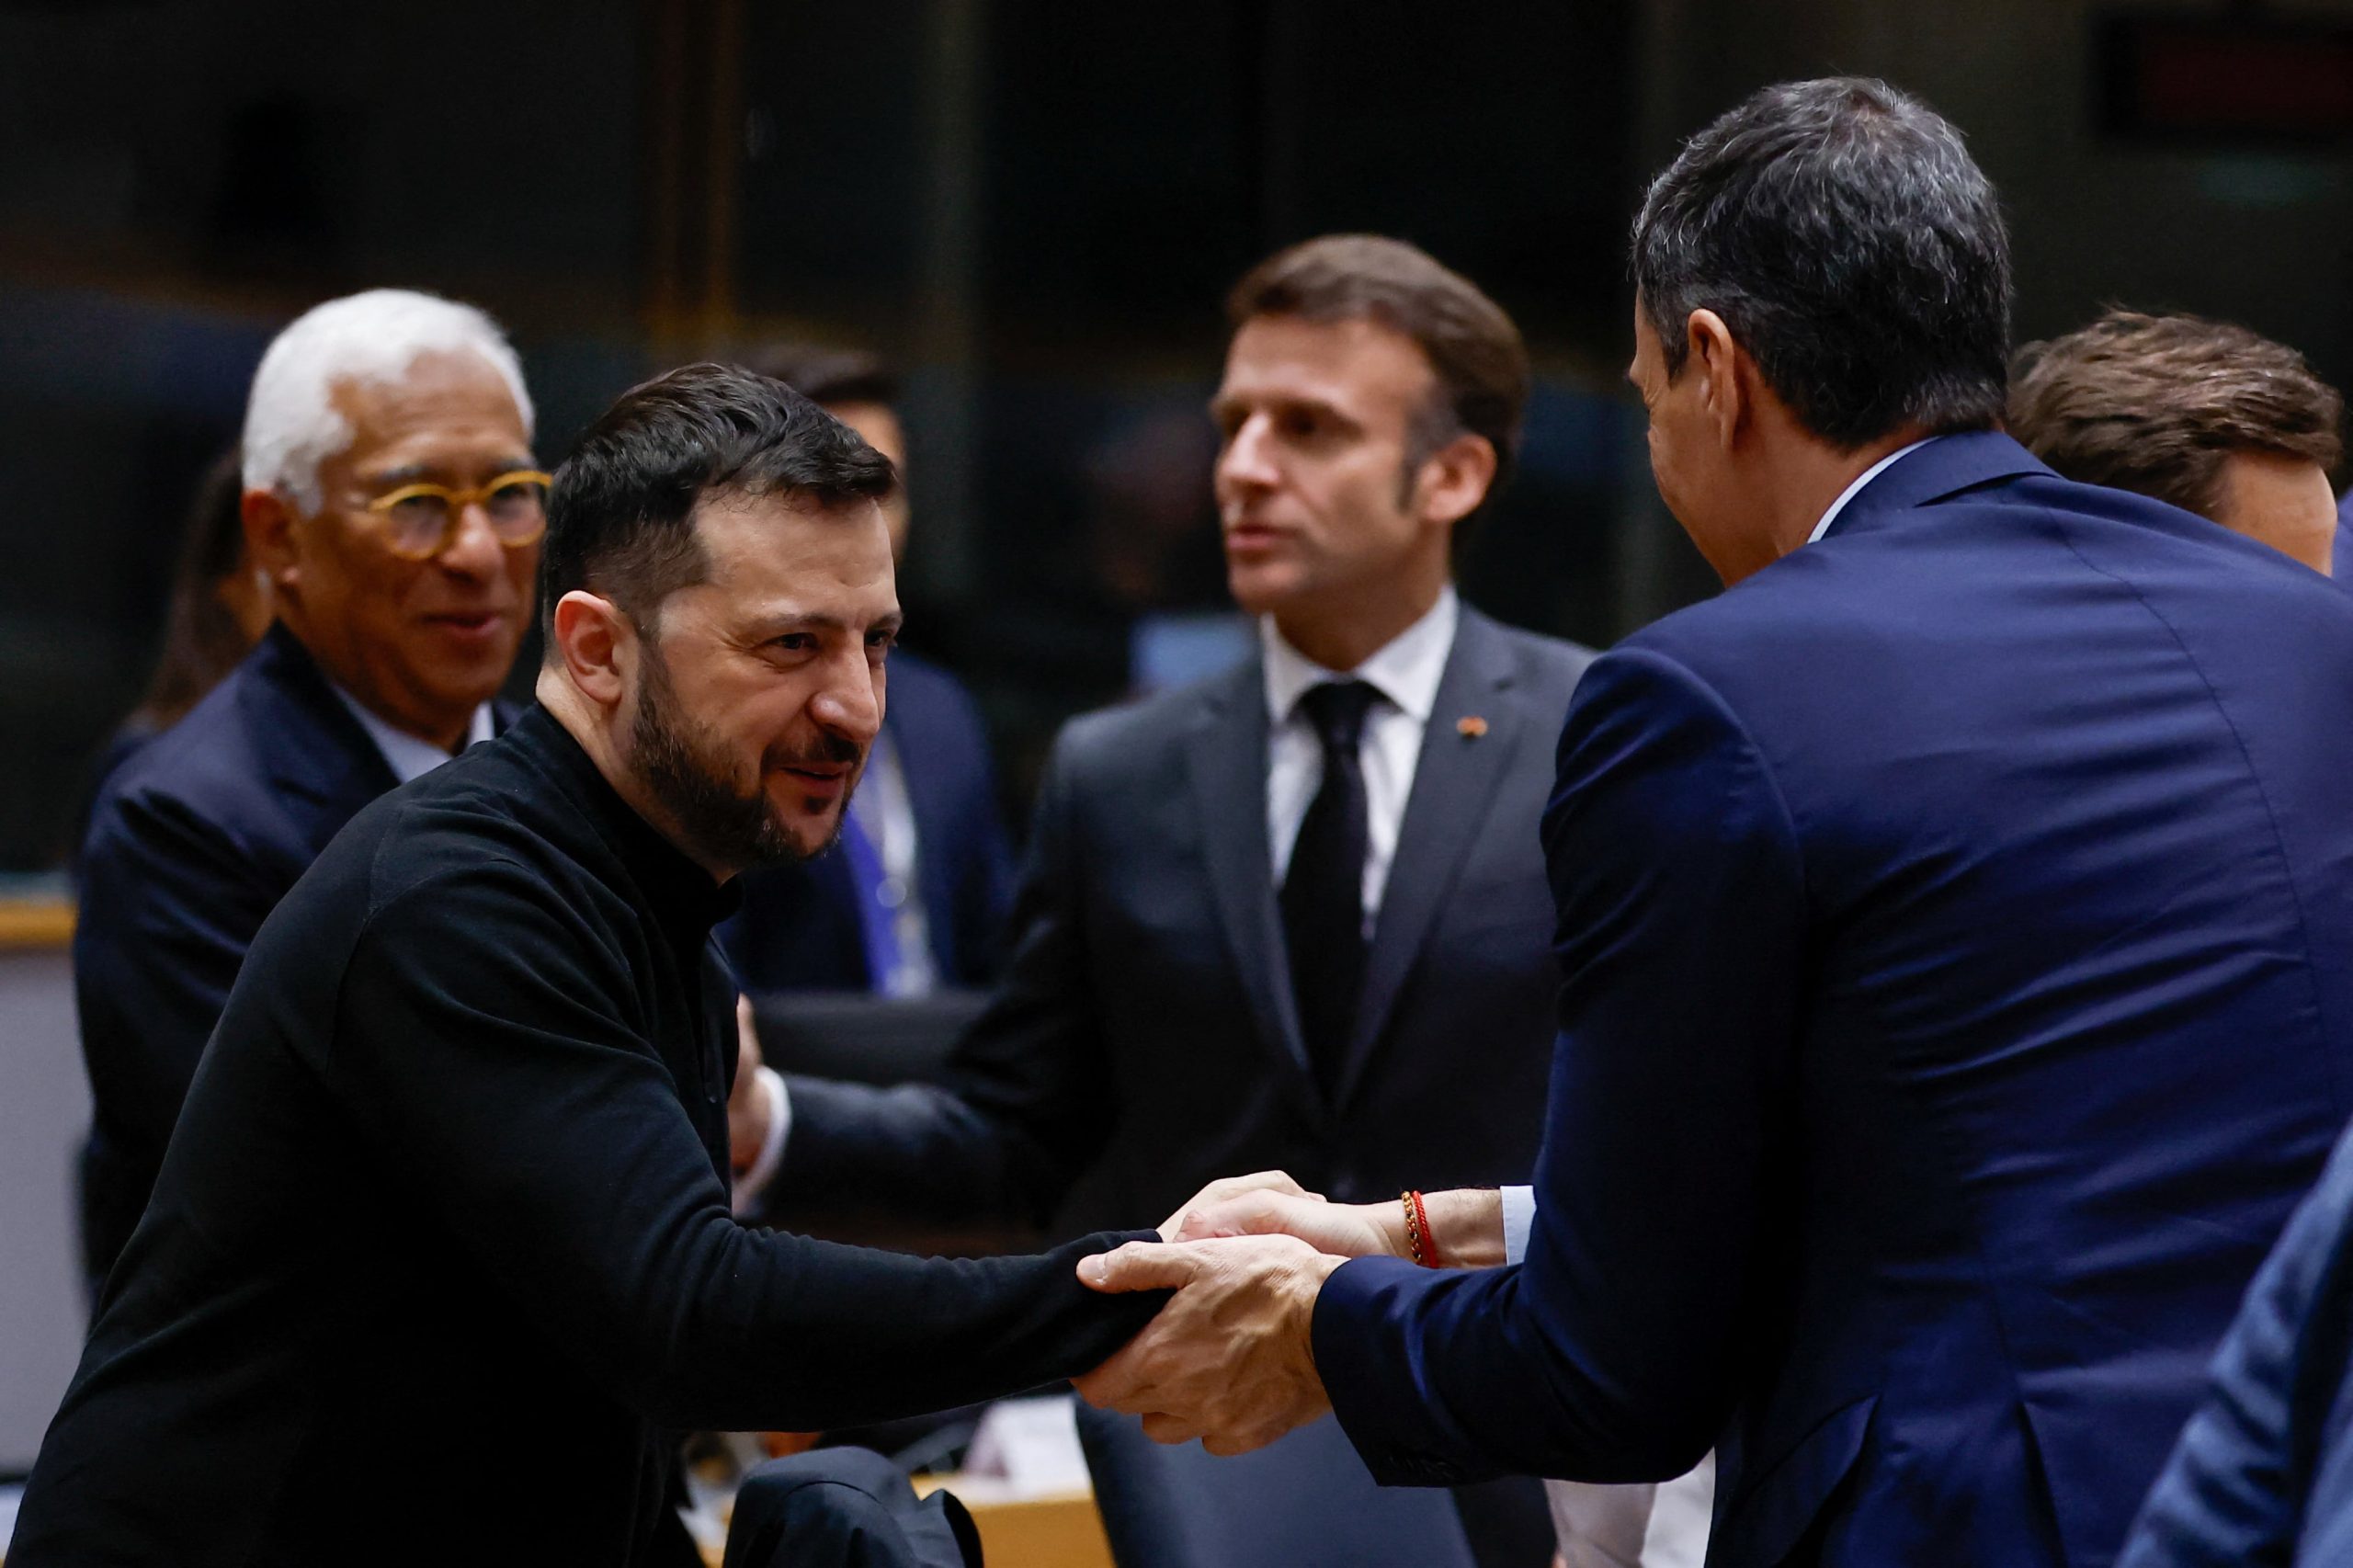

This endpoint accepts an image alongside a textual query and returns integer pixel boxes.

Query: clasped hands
[1074,1173,1485,1456]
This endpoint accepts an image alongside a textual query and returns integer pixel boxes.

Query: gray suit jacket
[778,605,1595,1234]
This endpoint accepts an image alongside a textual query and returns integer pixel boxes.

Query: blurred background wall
[2,0,2350,1467]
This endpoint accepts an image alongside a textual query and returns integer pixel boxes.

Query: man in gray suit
[770,234,1591,1566]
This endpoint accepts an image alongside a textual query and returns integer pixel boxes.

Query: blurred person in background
[71,448,274,857]
[112,448,275,758]
[2009,308,2344,574]
[720,345,1015,1002]
[763,233,1610,1568]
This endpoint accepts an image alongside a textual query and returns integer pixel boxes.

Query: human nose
[807,648,883,745]
[1217,415,1279,496]
[433,498,505,578]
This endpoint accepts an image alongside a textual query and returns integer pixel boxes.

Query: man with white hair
[73,289,546,1290]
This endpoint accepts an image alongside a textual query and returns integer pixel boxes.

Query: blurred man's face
[624,493,898,870]
[1630,300,1752,585]
[2214,449,2337,576]
[265,350,537,747]
[824,400,913,559]
[1211,313,1459,618]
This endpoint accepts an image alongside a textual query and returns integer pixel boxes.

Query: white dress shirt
[1803,436,1939,544]
[332,688,495,785]
[1264,585,1460,929]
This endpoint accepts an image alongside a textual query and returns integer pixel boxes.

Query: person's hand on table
[1074,1233,1343,1455]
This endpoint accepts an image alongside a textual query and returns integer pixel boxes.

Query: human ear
[1413,433,1500,530]
[551,590,634,710]
[243,489,301,597]
[1686,309,1745,452]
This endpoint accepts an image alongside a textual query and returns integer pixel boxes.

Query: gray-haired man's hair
[241,289,534,514]
[1631,77,2012,449]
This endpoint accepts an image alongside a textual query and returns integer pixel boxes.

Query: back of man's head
[1226,233,1529,505]
[2009,309,2344,521]
[243,289,533,514]
[1632,76,2012,449]
[540,361,898,649]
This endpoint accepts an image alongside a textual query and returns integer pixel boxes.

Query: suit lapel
[1332,608,1528,1110]
[1185,661,1320,1110]
[246,624,402,858]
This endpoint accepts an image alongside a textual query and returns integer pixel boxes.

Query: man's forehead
[695,491,893,577]
[1219,312,1436,403]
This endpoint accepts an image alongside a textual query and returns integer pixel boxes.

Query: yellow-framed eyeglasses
[362,470,553,561]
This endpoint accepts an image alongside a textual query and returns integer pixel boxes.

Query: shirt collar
[1261,585,1459,726]
[331,686,495,786]
[1806,437,1942,544]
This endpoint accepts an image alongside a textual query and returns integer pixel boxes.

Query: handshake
[1071,1174,1505,1457]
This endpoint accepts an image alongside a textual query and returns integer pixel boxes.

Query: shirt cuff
[732,1066,790,1215]
[1500,1185,1537,1267]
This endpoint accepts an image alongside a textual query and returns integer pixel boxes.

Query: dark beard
[630,640,858,870]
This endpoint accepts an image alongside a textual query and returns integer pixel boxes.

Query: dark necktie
[1282,679,1379,1096]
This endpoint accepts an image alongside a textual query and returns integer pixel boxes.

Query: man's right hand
[1172,1187,1408,1260]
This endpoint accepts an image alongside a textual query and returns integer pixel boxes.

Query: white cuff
[1500,1184,1537,1267]
[731,1067,790,1215]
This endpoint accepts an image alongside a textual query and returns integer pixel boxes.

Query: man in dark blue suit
[718,347,1013,999]
[1078,79,2353,1568]
[74,289,554,1288]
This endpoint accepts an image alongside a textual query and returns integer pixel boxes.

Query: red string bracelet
[1403,1189,1440,1267]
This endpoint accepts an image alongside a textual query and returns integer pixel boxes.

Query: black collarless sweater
[16,705,1164,1567]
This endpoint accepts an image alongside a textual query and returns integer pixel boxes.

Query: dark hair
[1226,233,1529,506]
[1632,77,2012,449]
[540,362,898,646]
[135,448,262,730]
[739,342,900,410]
[2009,309,2345,520]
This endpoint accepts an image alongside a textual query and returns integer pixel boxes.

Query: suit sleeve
[1312,647,1806,1486]
[2116,1120,2353,1566]
[332,858,1164,1436]
[74,787,287,1165]
[773,726,1115,1229]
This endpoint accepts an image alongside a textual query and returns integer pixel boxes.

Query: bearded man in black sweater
[12,364,1171,1567]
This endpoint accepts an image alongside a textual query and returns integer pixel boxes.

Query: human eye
[768,632,818,654]
[486,476,547,515]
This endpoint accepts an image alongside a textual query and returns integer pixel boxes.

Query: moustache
[767,733,866,770]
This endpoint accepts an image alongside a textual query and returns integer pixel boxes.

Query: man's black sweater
[14,705,1163,1567]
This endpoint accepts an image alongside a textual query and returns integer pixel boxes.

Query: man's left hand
[1074,1234,1344,1455]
